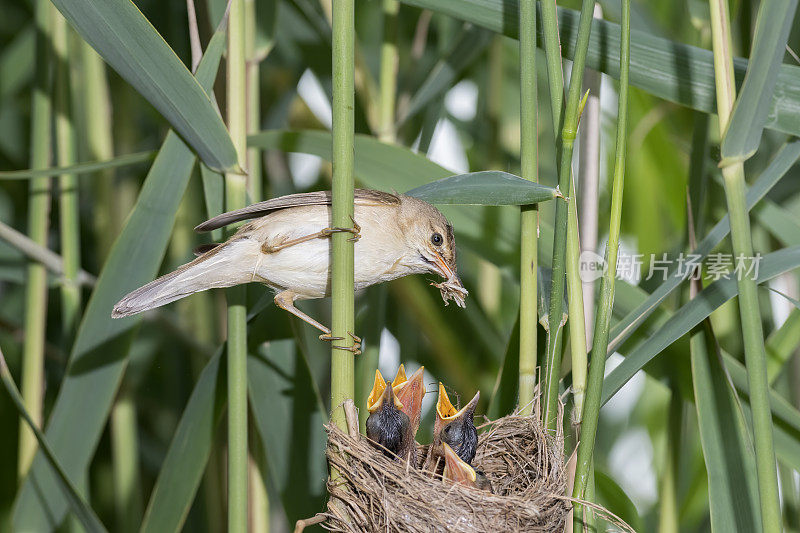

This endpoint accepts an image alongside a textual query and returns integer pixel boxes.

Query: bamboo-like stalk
[378,0,399,143]
[227,0,250,529]
[245,0,262,202]
[572,0,630,527]
[657,386,681,533]
[478,37,504,322]
[330,0,356,434]
[518,0,538,415]
[565,176,588,425]
[53,9,81,340]
[709,1,780,526]
[577,4,603,345]
[111,389,143,533]
[18,0,53,481]
[538,0,564,131]
[81,43,116,260]
[542,0,598,431]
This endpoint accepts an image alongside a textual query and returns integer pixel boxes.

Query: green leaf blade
[404,171,560,205]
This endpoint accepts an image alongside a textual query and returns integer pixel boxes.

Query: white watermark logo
[578,252,762,283]
[579,250,606,282]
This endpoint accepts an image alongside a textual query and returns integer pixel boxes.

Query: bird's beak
[436,383,480,424]
[393,366,425,435]
[432,251,463,288]
[367,370,404,413]
[442,442,477,485]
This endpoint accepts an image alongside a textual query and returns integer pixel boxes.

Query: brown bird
[442,442,493,492]
[365,369,415,462]
[424,383,480,472]
[112,190,467,352]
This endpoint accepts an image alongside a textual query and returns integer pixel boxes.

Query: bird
[441,442,493,492]
[111,189,466,353]
[391,364,426,439]
[391,364,426,465]
[365,369,415,461]
[424,383,480,472]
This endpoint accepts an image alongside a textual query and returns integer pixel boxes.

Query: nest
[320,400,571,533]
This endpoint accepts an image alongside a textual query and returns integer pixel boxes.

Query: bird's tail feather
[112,238,260,318]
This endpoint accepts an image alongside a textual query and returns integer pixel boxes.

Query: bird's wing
[195,189,400,232]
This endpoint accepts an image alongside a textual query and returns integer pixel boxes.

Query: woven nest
[320,399,572,533]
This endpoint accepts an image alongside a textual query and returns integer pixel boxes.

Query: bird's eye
[443,425,451,435]
[431,232,443,246]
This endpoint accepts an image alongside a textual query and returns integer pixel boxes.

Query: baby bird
[424,384,480,472]
[442,442,493,493]
[365,370,415,462]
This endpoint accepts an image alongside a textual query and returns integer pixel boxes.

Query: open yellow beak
[393,365,425,435]
[442,442,477,485]
[367,369,403,413]
[436,383,480,423]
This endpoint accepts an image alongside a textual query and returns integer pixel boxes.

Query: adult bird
[442,442,493,492]
[424,383,480,472]
[365,369,415,462]
[112,190,466,352]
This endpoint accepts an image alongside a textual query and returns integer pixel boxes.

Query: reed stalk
[378,0,399,143]
[110,389,143,533]
[53,9,81,340]
[18,0,53,480]
[518,0,538,415]
[330,0,356,434]
[572,0,630,527]
[538,0,563,131]
[245,0,262,202]
[227,0,250,529]
[565,175,588,425]
[709,0,781,528]
[542,0,597,431]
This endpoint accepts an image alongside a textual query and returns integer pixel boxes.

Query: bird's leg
[274,292,362,354]
[261,217,361,253]
[274,291,332,335]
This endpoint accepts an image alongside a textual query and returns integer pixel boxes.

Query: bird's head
[366,369,410,458]
[397,196,463,293]
[442,442,478,487]
[392,364,426,438]
[435,384,480,464]
[367,369,403,414]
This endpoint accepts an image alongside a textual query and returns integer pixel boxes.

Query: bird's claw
[320,216,361,243]
[319,331,361,355]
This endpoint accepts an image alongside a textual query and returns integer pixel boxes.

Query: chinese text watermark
[578,251,762,283]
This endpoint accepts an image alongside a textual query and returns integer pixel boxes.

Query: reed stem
[18,0,53,481]
[330,0,356,434]
[227,0,249,529]
[709,0,781,528]
[378,0,399,143]
[572,0,630,526]
[518,0,538,415]
[245,0,262,202]
[543,0,597,431]
[53,9,81,341]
